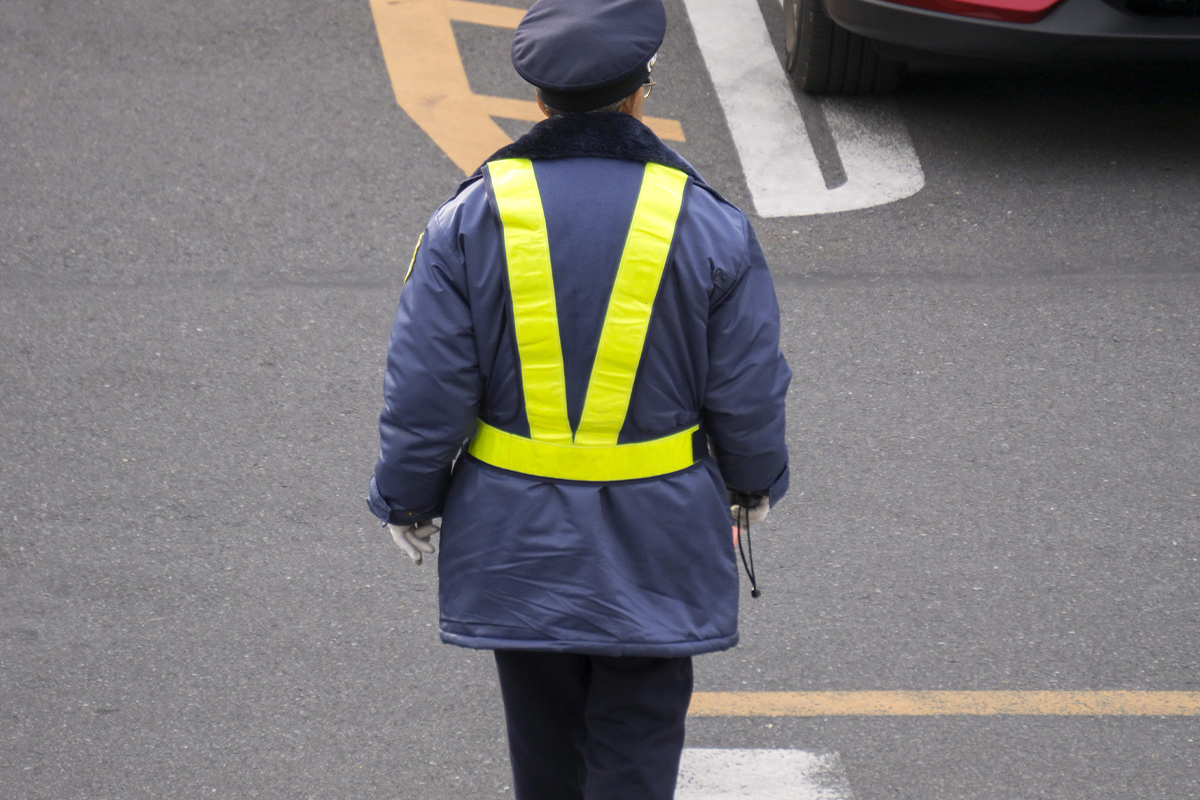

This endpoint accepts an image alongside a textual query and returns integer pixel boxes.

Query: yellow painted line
[688,691,1200,717]
[370,0,684,174]
[638,117,685,144]
[446,0,524,28]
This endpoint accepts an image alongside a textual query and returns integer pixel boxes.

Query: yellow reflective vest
[467,157,700,482]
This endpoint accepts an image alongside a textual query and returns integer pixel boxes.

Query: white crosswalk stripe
[677,748,856,799]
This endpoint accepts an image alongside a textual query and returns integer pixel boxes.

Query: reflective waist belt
[470,420,702,482]
[469,157,697,482]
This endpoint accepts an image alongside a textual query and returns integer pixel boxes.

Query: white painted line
[681,0,823,217]
[680,0,924,217]
[820,96,925,213]
[677,748,855,799]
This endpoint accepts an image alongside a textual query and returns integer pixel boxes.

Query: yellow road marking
[369,0,685,174]
[689,691,1200,717]
[445,0,524,28]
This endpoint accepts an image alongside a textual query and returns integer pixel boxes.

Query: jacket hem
[439,629,739,657]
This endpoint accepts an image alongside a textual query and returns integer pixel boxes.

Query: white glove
[388,520,440,565]
[730,495,769,528]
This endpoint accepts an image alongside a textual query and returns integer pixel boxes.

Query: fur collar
[466,112,703,184]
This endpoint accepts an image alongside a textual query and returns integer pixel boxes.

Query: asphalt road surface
[2,1,1199,798]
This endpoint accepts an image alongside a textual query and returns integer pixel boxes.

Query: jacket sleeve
[368,213,482,524]
[703,218,791,507]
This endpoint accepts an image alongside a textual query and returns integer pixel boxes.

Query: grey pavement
[2,1,1199,798]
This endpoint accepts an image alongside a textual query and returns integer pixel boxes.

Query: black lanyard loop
[733,499,762,599]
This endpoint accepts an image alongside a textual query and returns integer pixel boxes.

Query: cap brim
[536,65,649,112]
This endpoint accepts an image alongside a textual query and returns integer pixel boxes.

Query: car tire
[783,0,900,95]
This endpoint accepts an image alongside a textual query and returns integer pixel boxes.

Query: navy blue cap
[512,0,665,113]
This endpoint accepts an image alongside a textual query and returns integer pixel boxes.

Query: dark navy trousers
[493,650,694,800]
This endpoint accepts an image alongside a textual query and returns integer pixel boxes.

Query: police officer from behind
[368,0,789,797]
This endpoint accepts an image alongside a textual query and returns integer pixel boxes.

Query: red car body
[826,0,1200,61]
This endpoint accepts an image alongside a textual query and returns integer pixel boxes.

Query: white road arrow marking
[677,748,856,799]
[681,0,924,217]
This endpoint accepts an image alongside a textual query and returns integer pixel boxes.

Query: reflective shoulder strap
[486,158,572,444]
[574,163,689,447]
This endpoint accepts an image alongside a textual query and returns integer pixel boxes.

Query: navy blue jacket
[370,112,790,656]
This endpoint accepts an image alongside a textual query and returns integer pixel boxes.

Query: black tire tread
[785,0,899,95]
